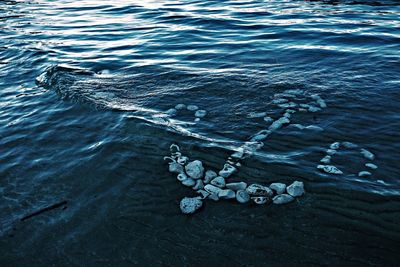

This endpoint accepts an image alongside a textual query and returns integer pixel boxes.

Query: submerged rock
[219,163,237,178]
[269,183,286,195]
[248,111,267,118]
[207,193,219,201]
[273,194,295,205]
[290,124,305,130]
[326,149,337,156]
[166,108,177,116]
[195,110,207,118]
[252,196,269,205]
[187,105,199,111]
[175,103,186,110]
[342,142,358,149]
[317,165,343,175]
[180,197,202,214]
[365,163,378,169]
[272,98,288,104]
[250,134,269,142]
[330,142,340,150]
[263,116,274,123]
[185,160,204,179]
[218,189,236,199]
[308,106,321,112]
[204,184,222,194]
[286,181,305,197]
[169,162,184,174]
[305,125,324,131]
[204,170,217,183]
[246,184,273,197]
[358,171,372,177]
[236,190,250,203]
[360,149,375,160]
[320,155,331,164]
[210,176,226,188]
[226,182,247,191]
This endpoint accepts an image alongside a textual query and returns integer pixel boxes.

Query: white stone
[360,149,375,160]
[187,105,199,111]
[263,116,273,123]
[169,162,184,174]
[210,176,226,188]
[365,163,378,169]
[286,181,305,197]
[326,149,337,156]
[252,197,268,205]
[204,170,217,183]
[358,171,372,177]
[195,110,207,118]
[177,173,188,182]
[330,142,340,150]
[219,164,237,178]
[342,142,358,149]
[175,103,186,110]
[236,190,250,203]
[180,197,202,214]
[226,182,247,191]
[317,165,343,175]
[192,179,204,190]
[166,108,177,116]
[185,160,204,179]
[182,178,196,187]
[246,184,273,197]
[204,184,222,194]
[218,189,236,199]
[320,155,331,164]
[273,194,295,204]
[269,183,286,195]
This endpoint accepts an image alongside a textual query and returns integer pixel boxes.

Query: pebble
[177,155,189,165]
[308,106,321,112]
[182,178,196,187]
[236,190,250,203]
[320,155,331,164]
[252,196,269,205]
[358,171,372,177]
[330,142,340,150]
[317,165,343,175]
[177,173,188,182]
[272,98,288,104]
[218,189,236,199]
[187,105,199,111]
[286,109,296,114]
[169,162,184,174]
[269,183,286,195]
[317,99,327,108]
[246,184,273,197]
[360,149,375,160]
[210,176,226,188]
[204,184,222,194]
[175,103,186,110]
[196,190,210,199]
[204,170,217,183]
[326,149,337,156]
[273,194,295,205]
[166,108,177,116]
[226,182,247,191]
[263,116,274,123]
[180,197,203,214]
[365,163,378,169]
[185,160,204,179]
[195,110,207,118]
[219,163,237,178]
[248,111,267,118]
[208,193,219,201]
[286,181,305,197]
[342,142,358,149]
[192,179,204,190]
[299,103,311,109]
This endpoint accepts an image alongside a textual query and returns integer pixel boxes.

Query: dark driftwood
[20,200,68,222]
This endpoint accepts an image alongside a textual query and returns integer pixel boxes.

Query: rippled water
[1,0,400,265]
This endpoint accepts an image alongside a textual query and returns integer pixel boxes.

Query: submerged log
[20,200,67,222]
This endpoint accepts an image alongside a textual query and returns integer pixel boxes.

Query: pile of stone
[165,144,305,214]
[317,141,378,177]
[165,103,207,122]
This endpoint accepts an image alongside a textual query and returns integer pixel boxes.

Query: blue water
[1,0,400,265]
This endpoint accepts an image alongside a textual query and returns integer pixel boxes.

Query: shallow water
[1,0,400,265]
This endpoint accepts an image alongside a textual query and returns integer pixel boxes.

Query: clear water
[1,0,400,265]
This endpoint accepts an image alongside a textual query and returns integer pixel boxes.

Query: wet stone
[219,164,236,178]
[326,149,337,156]
[208,193,219,202]
[246,184,273,197]
[195,110,207,118]
[360,149,375,160]
[187,105,199,111]
[286,181,305,197]
[204,184,222,194]
[252,196,269,205]
[175,103,186,110]
[317,165,343,175]
[330,142,340,150]
[342,142,358,149]
[263,116,274,123]
[226,182,247,191]
[180,197,203,214]
[166,108,177,116]
[365,163,378,169]
[204,170,217,183]
[169,162,184,174]
[358,171,372,177]
[218,189,236,200]
[192,179,204,190]
[308,106,321,112]
[236,190,250,204]
[320,155,331,164]
[185,160,204,179]
[177,173,188,182]
[269,183,286,195]
[273,194,295,205]
[197,190,210,199]
[182,178,196,187]
[210,176,226,188]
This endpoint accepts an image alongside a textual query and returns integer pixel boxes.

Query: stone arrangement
[164,144,305,214]
[317,141,378,177]
[165,103,207,122]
